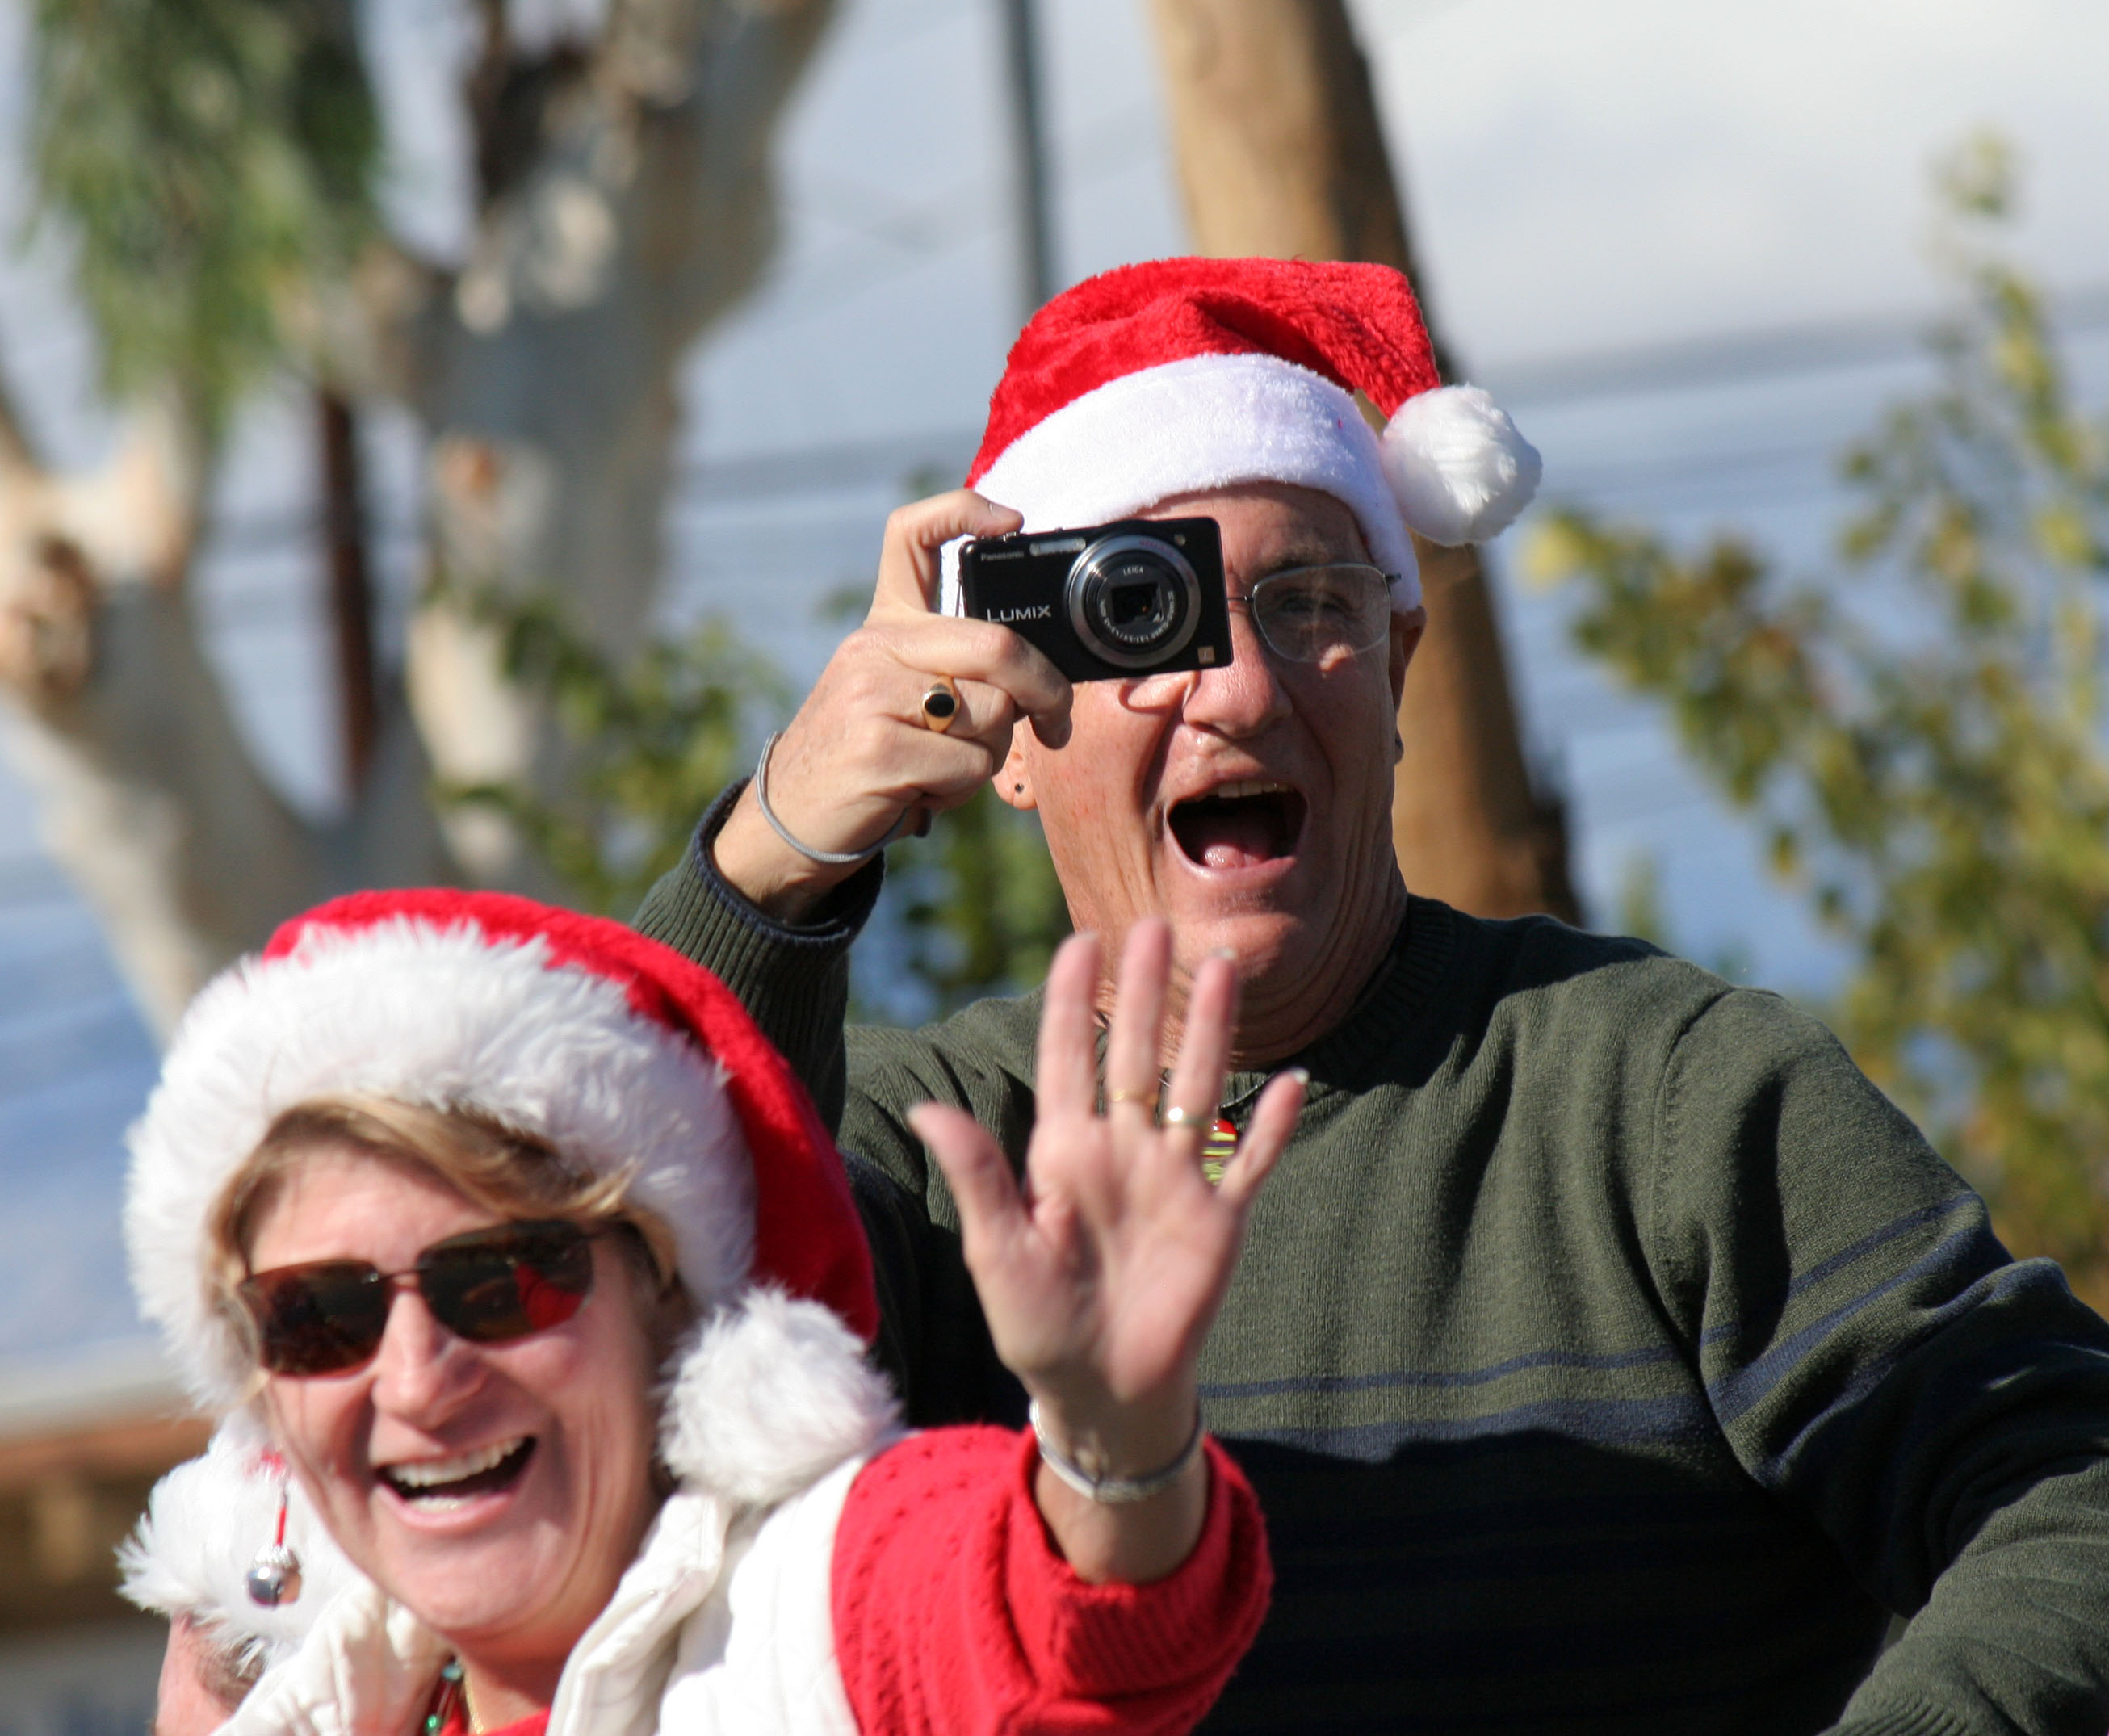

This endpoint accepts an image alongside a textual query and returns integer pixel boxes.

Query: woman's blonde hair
[207,1096,694,1366]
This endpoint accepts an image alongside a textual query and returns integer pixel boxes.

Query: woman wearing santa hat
[124,888,1286,1734]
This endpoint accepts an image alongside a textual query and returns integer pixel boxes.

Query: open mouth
[1168,780,1306,870]
[379,1436,535,1507]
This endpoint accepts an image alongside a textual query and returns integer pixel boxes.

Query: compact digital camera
[958,517,1234,683]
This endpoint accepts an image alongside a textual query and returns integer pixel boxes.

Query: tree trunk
[388,0,836,885]
[3,0,838,1031]
[1143,0,1579,922]
[0,383,456,1034]
[0,392,320,1034]
[2,585,324,1036]
[319,388,379,795]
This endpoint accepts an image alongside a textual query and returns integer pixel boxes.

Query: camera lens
[1066,535,1201,669]
[1105,572,1172,637]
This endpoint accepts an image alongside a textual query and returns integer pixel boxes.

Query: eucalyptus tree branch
[401,0,836,884]
[0,334,317,1030]
[0,364,39,476]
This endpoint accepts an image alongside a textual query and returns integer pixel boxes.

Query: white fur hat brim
[942,355,1541,616]
[126,912,754,1410]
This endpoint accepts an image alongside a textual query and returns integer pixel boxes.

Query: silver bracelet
[752,731,919,868]
[1028,1399,1206,1505]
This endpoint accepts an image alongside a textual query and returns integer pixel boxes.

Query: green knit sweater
[637,801,2109,1735]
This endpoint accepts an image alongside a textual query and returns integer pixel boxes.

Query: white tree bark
[2,590,321,1037]
[0,392,318,1037]
[394,0,835,882]
[2,0,836,1030]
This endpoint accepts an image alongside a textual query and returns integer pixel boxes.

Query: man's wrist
[651,778,883,950]
[711,782,874,923]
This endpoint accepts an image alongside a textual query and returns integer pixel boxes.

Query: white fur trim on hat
[126,915,754,1409]
[659,1289,899,1510]
[946,354,1543,621]
[948,352,1419,615]
[119,1416,360,1670]
[1381,384,1543,547]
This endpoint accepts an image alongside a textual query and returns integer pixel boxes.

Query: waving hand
[909,919,1304,1583]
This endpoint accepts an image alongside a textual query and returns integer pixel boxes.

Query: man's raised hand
[711,490,1072,920]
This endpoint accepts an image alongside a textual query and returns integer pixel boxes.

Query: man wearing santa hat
[639,258,2109,1732]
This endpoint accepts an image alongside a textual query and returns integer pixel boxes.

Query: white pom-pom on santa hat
[660,1288,899,1512]
[1382,384,1544,548]
[945,257,1541,616]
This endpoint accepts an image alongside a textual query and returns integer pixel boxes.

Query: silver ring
[1159,1105,1212,1128]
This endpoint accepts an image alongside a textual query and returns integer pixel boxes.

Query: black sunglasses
[237,1219,598,1377]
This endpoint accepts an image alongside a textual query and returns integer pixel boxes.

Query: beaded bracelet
[1028,1400,1205,1504]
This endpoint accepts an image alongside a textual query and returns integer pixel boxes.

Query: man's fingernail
[1289,1067,1310,1086]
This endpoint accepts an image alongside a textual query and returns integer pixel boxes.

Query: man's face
[1003,482,1421,1059]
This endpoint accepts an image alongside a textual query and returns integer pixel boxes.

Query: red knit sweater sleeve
[829,1425,1270,1734]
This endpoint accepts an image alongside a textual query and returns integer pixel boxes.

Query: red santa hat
[126,890,880,1445]
[945,257,1541,615]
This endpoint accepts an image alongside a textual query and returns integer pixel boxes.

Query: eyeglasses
[1237,564,1396,664]
[237,1219,598,1377]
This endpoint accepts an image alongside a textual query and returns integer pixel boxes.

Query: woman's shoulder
[829,1428,1033,1618]
[845,1424,1025,1509]
[653,1456,870,1736]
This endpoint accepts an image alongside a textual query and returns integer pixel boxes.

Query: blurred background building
[1,0,2107,1723]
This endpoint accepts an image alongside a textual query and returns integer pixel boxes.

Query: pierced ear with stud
[996,728,1037,811]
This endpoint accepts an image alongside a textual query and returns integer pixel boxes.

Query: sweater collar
[1215,896,1458,1111]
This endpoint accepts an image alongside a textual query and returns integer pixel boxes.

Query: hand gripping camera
[958,518,1234,683]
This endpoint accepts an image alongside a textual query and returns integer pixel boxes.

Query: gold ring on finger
[920,676,962,732]
[1106,1086,1159,1112]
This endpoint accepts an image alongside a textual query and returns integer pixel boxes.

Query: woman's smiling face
[248,1146,662,1672]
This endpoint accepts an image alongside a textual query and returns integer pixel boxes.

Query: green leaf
[1561,136,2109,1303]
[31,0,380,432]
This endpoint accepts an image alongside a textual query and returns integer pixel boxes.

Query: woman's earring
[245,1451,304,1608]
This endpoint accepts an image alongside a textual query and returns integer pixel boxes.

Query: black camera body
[958,517,1234,684]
